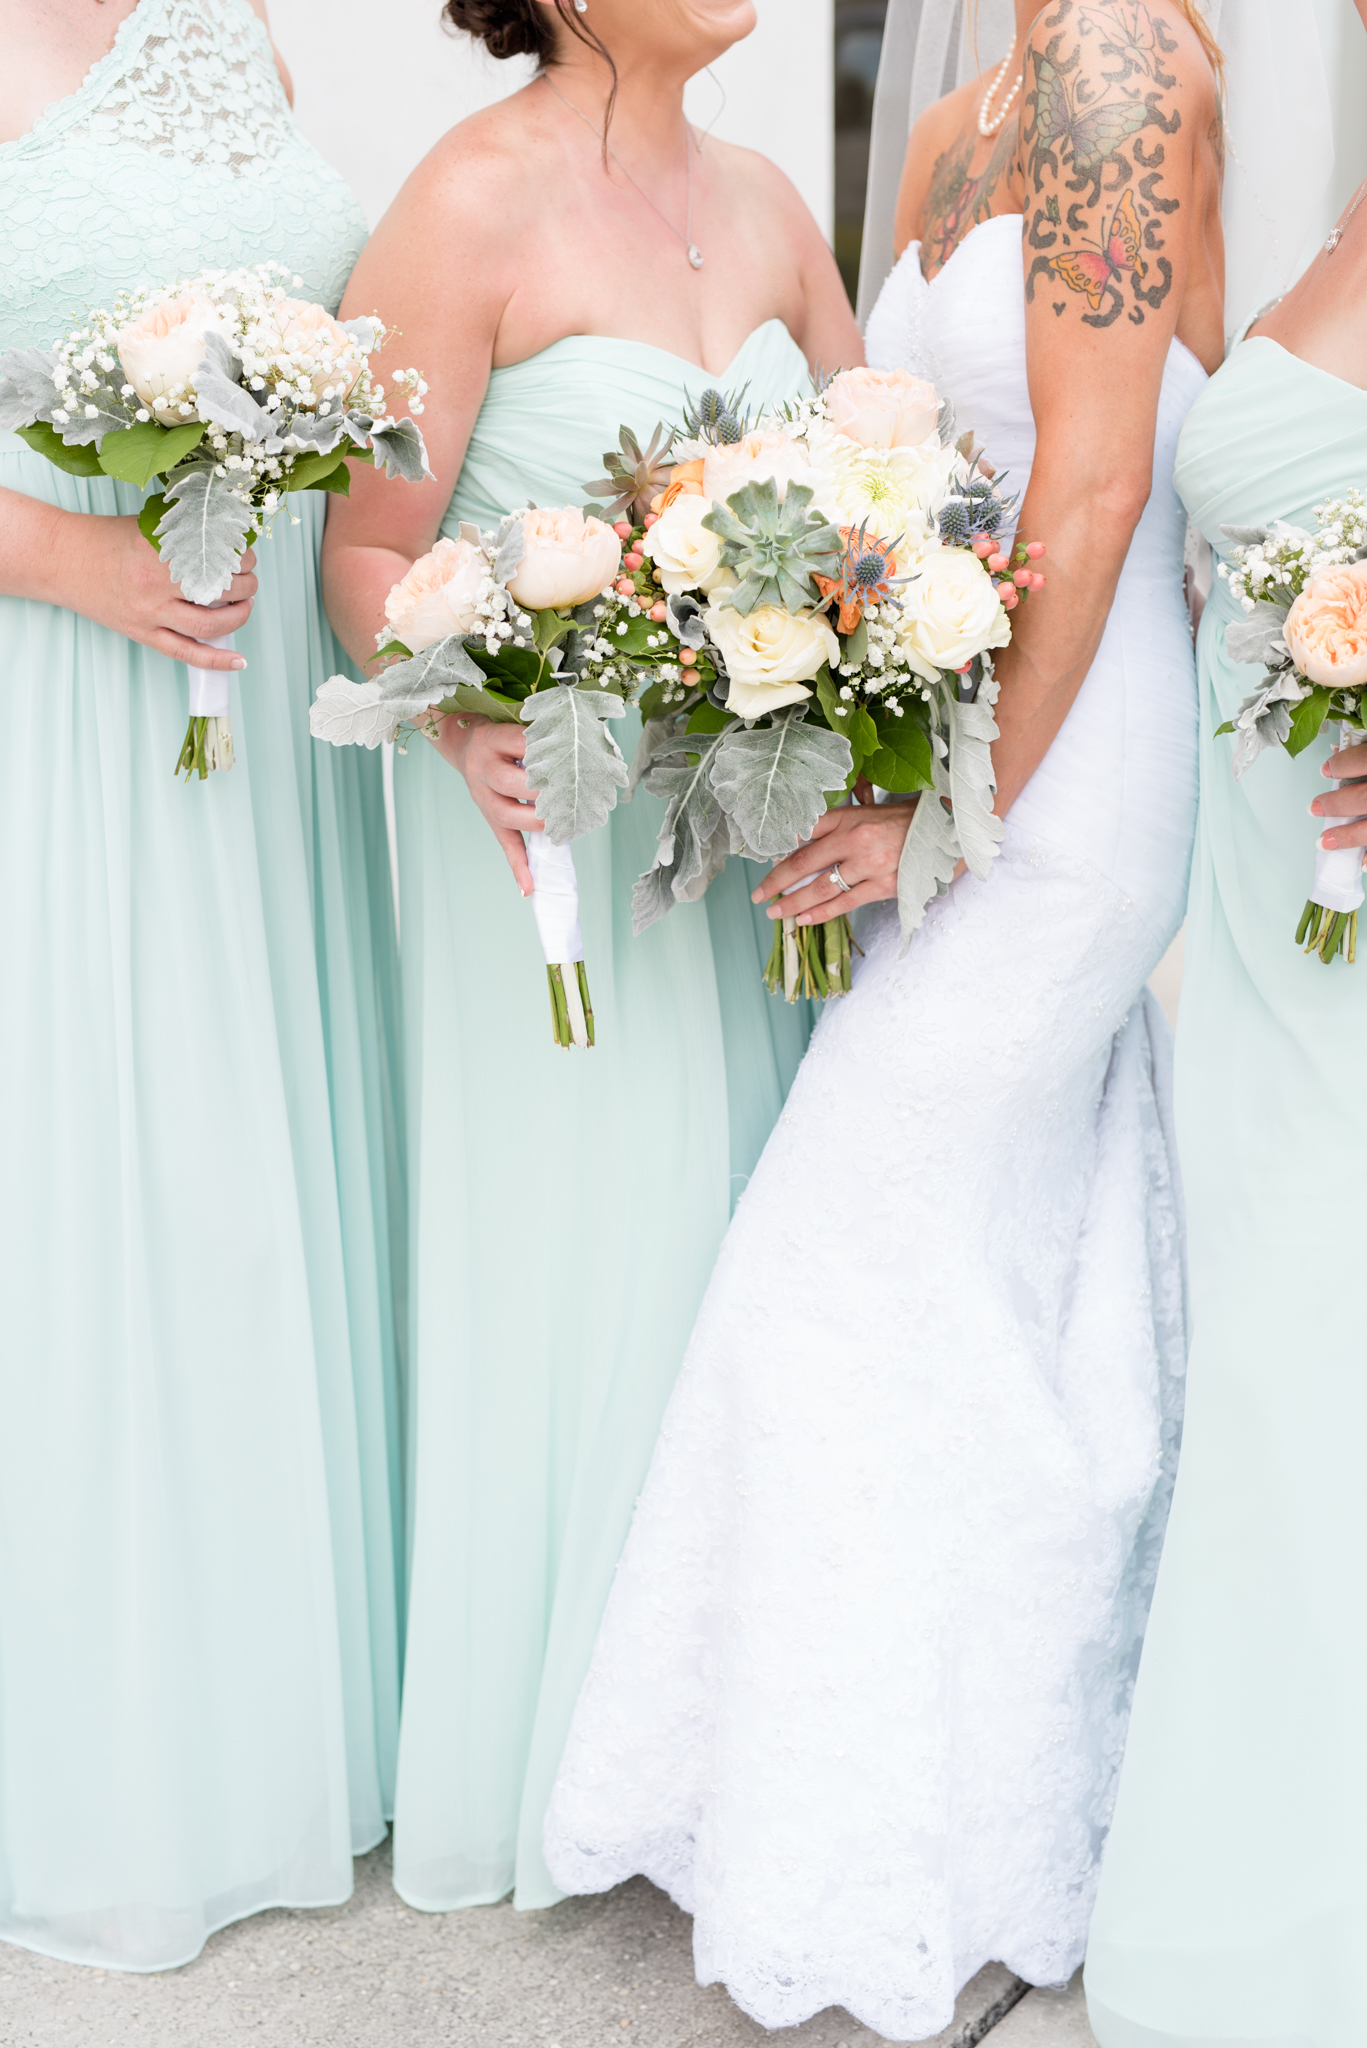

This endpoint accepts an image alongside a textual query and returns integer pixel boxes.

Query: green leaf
[1214,718,1235,737]
[469,643,546,693]
[16,420,103,477]
[284,448,349,493]
[137,492,168,551]
[863,715,935,793]
[638,677,697,722]
[98,418,205,487]
[1286,687,1334,757]
[373,639,413,663]
[432,681,525,725]
[849,705,880,764]
[302,463,351,496]
[686,701,732,736]
[841,617,868,667]
[812,662,851,732]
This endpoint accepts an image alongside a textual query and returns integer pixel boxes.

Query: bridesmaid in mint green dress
[0,0,402,1969]
[1085,156,1367,2048]
[324,0,863,1911]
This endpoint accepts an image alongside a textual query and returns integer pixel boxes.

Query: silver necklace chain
[542,75,703,269]
[1326,177,1367,254]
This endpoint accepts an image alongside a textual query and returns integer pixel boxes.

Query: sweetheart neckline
[488,317,797,385]
[1238,334,1367,402]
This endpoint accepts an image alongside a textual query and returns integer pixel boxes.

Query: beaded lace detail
[0,0,367,350]
[20,0,293,172]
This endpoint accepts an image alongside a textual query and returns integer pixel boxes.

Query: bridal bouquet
[582,366,1044,999]
[1215,492,1367,963]
[310,507,628,1048]
[0,262,429,779]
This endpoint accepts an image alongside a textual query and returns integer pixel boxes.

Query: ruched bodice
[867,214,1206,938]
[0,0,365,350]
[440,320,809,532]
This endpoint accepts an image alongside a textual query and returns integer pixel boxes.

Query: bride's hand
[1311,740,1367,850]
[754,786,920,923]
[432,712,541,894]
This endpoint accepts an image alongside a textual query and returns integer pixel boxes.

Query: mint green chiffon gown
[1086,339,1367,2045]
[391,322,813,1910]
[0,0,403,1970]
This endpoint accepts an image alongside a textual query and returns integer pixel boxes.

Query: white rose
[702,430,832,512]
[505,507,622,612]
[640,494,729,594]
[896,543,1011,681]
[116,292,229,416]
[823,366,941,450]
[820,438,958,545]
[706,602,840,720]
[385,536,486,651]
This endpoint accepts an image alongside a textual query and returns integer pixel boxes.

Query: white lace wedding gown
[543,216,1205,2041]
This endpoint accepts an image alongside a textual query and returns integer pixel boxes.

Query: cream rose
[260,296,367,402]
[640,493,729,594]
[384,537,486,652]
[823,366,941,451]
[505,508,622,612]
[702,430,831,511]
[896,543,1011,681]
[706,602,840,720]
[116,292,228,415]
[1284,561,1367,689]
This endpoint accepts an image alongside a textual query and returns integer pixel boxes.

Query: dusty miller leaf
[943,678,1003,882]
[708,707,853,859]
[1225,599,1291,669]
[309,677,397,749]
[155,465,256,603]
[194,330,273,444]
[632,728,730,932]
[368,415,432,483]
[896,760,958,951]
[493,515,525,587]
[520,685,628,846]
[0,347,59,430]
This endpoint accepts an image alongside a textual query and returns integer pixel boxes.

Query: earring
[573,0,587,11]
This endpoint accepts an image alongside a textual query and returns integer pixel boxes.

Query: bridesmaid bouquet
[310,508,628,1049]
[585,366,1044,1000]
[1215,493,1367,963]
[0,262,429,780]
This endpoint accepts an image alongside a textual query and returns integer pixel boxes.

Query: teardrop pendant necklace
[543,75,703,269]
[1326,177,1367,254]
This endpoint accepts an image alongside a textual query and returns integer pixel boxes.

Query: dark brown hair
[442,0,619,140]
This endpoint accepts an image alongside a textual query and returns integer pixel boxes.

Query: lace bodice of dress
[0,0,367,349]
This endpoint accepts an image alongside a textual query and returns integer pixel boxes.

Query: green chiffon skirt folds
[391,322,815,1909]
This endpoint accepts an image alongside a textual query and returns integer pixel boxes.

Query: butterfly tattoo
[1030,51,1156,195]
[1041,186,1147,310]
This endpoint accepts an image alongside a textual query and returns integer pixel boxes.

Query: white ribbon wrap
[187,633,235,717]
[527,834,584,965]
[1312,727,1367,914]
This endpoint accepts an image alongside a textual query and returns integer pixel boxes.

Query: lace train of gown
[543,217,1205,2040]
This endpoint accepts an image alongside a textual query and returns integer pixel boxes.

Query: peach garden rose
[1284,560,1367,690]
[384,537,486,652]
[823,366,941,451]
[505,508,622,612]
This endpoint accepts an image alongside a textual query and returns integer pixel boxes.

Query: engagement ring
[829,865,853,893]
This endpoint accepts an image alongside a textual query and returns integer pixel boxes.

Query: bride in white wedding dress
[544,1,1226,2036]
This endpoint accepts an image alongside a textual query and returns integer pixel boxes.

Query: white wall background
[267,0,834,239]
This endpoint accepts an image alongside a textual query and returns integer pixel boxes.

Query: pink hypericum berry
[1029,571,1046,590]
[973,538,994,558]
[680,648,697,667]
[1014,567,1031,587]
[1004,590,1020,609]
[616,577,635,597]
[987,553,1008,573]
[650,602,668,622]
[643,512,660,528]
[613,520,633,540]
[997,580,1015,600]
[1025,541,1046,559]
[624,551,644,571]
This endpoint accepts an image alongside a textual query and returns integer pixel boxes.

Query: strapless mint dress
[0,0,403,1970]
[391,322,813,1910]
[1086,339,1367,2046]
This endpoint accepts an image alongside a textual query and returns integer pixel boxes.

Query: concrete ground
[0,1837,1096,2048]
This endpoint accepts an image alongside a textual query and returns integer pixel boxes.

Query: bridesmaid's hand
[432,712,541,894]
[1311,739,1367,850]
[754,785,920,923]
[74,516,256,670]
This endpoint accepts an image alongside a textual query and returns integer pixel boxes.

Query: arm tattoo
[921,123,1018,276]
[1022,0,1188,331]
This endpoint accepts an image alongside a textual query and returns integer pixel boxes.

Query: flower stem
[176,714,235,781]
[546,962,595,1046]
[1299,898,1360,965]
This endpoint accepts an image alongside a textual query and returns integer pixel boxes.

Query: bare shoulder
[701,134,827,250]
[901,73,984,188]
[1021,0,1218,333]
